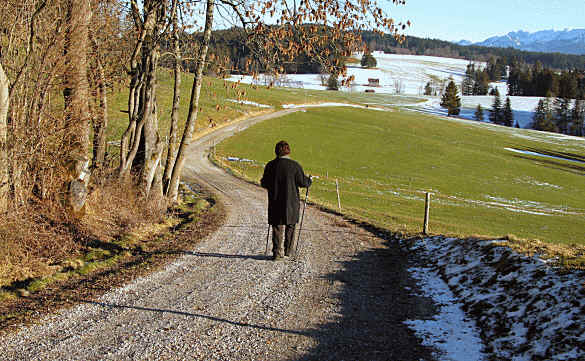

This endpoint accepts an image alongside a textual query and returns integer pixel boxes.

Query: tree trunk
[140,64,163,197]
[119,1,165,200]
[163,6,181,194]
[63,0,92,213]
[119,5,153,178]
[90,36,108,170]
[0,63,9,211]
[167,0,215,201]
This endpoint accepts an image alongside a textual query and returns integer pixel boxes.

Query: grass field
[216,106,585,245]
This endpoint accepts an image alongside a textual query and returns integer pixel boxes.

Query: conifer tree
[474,104,484,121]
[360,52,377,68]
[533,98,557,132]
[327,73,339,90]
[462,63,475,96]
[503,97,514,127]
[440,80,461,116]
[571,99,584,136]
[553,97,572,134]
[489,89,502,124]
[424,82,433,96]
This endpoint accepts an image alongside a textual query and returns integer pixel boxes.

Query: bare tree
[0,0,129,213]
[162,2,181,193]
[62,0,93,213]
[119,0,176,198]
[89,34,109,171]
[394,78,404,94]
[0,63,8,211]
[166,0,215,201]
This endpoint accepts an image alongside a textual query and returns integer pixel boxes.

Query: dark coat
[261,156,311,225]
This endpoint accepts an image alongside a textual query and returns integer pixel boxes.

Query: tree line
[439,78,515,127]
[507,61,585,98]
[439,77,584,136]
[159,25,354,78]
[360,31,585,71]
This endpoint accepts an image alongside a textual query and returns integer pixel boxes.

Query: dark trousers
[272,224,296,257]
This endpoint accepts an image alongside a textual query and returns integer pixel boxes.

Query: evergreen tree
[486,57,498,81]
[327,74,339,90]
[571,99,584,136]
[440,80,461,116]
[489,89,502,124]
[503,97,514,127]
[473,70,490,95]
[474,104,484,121]
[507,64,521,96]
[360,52,377,68]
[533,98,557,132]
[424,81,433,96]
[553,97,572,134]
[462,63,475,96]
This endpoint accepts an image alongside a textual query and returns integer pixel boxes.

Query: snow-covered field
[229,51,543,128]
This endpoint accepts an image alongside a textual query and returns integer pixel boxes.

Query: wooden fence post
[336,178,342,212]
[423,192,431,234]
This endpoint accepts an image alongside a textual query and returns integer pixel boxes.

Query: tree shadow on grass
[516,146,585,164]
[510,154,585,175]
[295,236,439,361]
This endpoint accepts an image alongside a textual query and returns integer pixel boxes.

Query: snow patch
[505,147,585,164]
[405,264,486,361]
[282,102,389,111]
[227,99,272,108]
[408,236,585,360]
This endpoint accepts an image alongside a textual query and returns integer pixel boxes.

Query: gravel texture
[0,111,436,360]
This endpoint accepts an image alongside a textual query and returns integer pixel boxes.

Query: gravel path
[0,111,437,360]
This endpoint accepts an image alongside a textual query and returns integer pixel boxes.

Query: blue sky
[386,0,585,42]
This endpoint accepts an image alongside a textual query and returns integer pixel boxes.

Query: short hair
[275,141,291,157]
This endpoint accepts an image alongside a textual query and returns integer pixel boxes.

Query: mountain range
[457,29,585,55]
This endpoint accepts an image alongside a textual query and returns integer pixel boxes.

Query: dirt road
[0,110,437,360]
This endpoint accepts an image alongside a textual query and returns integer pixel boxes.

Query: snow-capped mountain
[460,29,585,55]
[456,40,473,46]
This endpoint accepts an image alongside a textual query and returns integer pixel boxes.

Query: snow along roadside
[407,236,585,361]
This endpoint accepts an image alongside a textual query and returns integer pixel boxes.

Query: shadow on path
[295,237,438,361]
[79,300,311,337]
[128,248,272,261]
[181,251,271,261]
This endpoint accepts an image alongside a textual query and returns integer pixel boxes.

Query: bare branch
[9,0,47,97]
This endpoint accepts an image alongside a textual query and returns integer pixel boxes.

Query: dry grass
[0,178,168,288]
[495,235,585,270]
[80,179,168,241]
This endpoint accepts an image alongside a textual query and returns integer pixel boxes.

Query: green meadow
[216,106,585,245]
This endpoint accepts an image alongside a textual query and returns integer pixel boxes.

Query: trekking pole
[294,185,310,260]
[265,224,271,256]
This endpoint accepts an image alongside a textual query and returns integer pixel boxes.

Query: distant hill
[360,31,585,70]
[461,29,585,55]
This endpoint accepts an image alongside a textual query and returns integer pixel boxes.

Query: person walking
[261,141,312,261]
